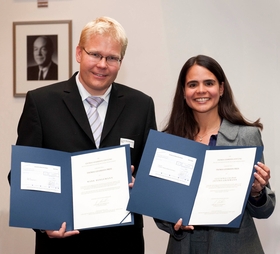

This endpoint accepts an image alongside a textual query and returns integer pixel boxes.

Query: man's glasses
[83,47,122,67]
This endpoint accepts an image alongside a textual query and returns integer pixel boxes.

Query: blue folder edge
[127,129,263,228]
[9,144,134,231]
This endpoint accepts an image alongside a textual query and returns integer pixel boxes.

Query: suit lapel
[217,119,239,146]
[101,83,125,143]
[46,62,57,80]
[62,74,96,144]
[60,77,124,147]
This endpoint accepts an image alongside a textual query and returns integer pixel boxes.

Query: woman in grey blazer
[155,55,275,254]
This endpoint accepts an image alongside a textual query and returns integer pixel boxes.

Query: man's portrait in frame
[27,35,58,81]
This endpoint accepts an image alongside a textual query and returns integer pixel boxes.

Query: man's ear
[76,46,82,63]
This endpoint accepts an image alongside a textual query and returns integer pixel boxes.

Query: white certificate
[71,146,131,229]
[149,148,196,186]
[189,147,256,225]
[21,162,61,193]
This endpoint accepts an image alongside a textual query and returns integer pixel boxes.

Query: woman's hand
[251,162,270,196]
[174,218,194,231]
[46,222,80,238]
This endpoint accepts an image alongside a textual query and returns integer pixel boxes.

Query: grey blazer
[156,119,275,254]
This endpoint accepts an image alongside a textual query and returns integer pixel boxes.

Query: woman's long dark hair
[163,55,263,139]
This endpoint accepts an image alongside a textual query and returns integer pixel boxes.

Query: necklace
[196,125,220,142]
[197,134,208,142]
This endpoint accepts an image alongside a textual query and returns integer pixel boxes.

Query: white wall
[1,0,279,253]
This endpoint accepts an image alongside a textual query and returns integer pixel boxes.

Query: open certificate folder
[127,130,263,228]
[9,145,134,231]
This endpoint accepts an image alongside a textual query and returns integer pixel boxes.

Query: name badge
[120,138,135,149]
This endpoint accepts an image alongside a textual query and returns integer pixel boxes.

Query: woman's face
[184,64,224,115]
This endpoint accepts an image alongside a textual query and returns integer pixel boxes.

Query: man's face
[76,34,122,96]
[33,37,53,67]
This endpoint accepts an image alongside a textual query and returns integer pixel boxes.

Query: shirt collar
[39,61,52,72]
[75,72,111,103]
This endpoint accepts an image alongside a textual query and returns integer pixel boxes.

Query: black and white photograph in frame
[13,20,72,97]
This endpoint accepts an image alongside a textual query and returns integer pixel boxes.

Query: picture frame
[13,20,72,97]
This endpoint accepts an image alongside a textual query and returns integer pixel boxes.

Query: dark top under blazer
[27,61,58,80]
[14,72,157,254]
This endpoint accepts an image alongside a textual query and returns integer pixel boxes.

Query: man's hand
[174,218,194,231]
[128,165,135,188]
[46,222,80,238]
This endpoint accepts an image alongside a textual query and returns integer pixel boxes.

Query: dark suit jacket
[14,72,157,253]
[27,61,58,80]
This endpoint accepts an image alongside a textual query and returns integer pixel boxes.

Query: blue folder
[127,130,263,228]
[9,145,134,231]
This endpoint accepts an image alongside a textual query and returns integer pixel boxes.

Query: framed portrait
[13,20,72,97]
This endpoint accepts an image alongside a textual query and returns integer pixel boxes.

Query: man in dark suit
[12,17,156,253]
[27,36,58,80]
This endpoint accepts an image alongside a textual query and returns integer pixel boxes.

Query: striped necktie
[86,96,104,148]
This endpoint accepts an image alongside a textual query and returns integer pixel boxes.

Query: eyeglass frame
[82,47,122,66]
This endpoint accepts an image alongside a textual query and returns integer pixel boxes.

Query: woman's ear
[220,82,224,97]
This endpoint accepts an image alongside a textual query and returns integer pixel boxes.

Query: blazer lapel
[62,74,95,143]
[217,119,239,146]
[101,83,125,142]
